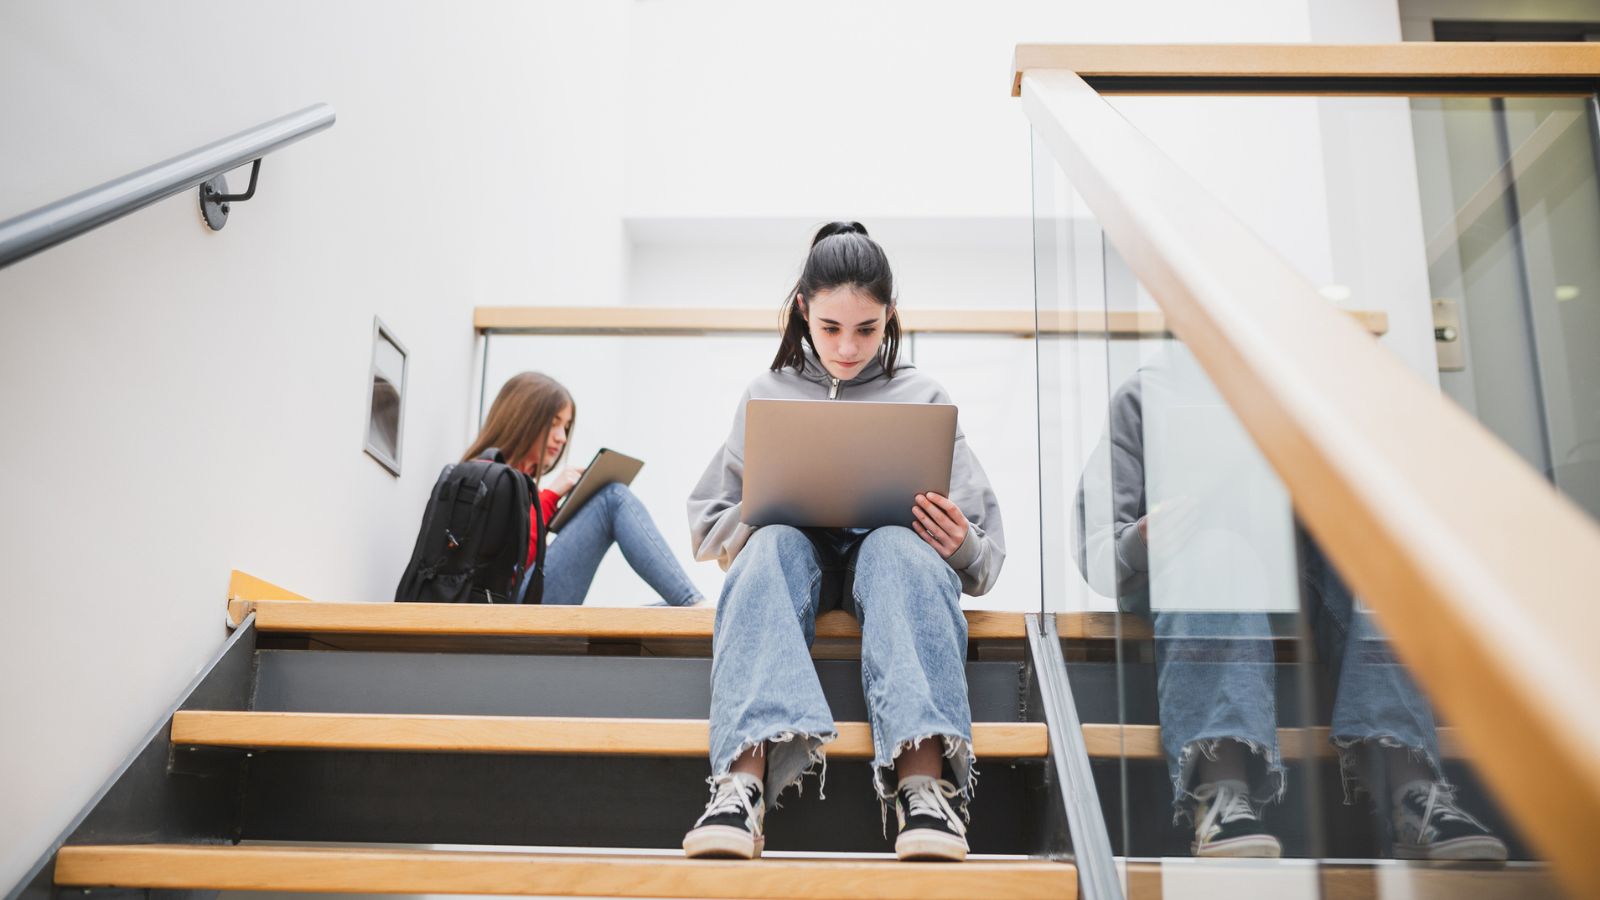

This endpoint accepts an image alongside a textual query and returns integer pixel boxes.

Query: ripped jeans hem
[871,733,978,831]
[717,729,837,811]
[1329,734,1446,805]
[1171,736,1286,825]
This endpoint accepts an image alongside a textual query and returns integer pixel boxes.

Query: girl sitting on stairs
[467,372,704,607]
[682,221,1006,862]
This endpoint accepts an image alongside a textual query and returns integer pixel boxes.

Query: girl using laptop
[467,372,704,607]
[683,222,1006,862]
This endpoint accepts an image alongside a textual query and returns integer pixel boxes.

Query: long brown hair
[463,372,575,484]
[771,221,901,376]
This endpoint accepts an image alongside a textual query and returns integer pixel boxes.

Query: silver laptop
[742,399,957,529]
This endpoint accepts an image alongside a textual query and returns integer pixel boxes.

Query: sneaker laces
[900,777,968,837]
[1194,782,1256,842]
[695,774,759,828]
[1405,782,1488,837]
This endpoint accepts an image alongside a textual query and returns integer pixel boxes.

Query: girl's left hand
[912,492,969,559]
[548,466,585,497]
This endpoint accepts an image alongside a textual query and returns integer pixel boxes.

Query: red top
[529,489,560,568]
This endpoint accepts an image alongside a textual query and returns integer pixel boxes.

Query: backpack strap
[522,472,546,604]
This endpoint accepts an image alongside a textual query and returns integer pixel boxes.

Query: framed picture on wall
[364,317,407,475]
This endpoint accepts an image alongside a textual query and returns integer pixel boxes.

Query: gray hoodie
[687,348,1006,596]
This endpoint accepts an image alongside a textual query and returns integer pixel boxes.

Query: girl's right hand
[549,466,585,496]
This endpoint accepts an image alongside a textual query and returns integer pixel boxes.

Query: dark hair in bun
[770,221,901,376]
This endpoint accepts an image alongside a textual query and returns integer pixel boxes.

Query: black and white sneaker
[1191,781,1282,858]
[1392,781,1507,861]
[894,775,969,862]
[683,773,765,859]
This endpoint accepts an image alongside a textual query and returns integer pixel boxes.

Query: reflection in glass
[1029,103,1557,886]
[1412,96,1600,520]
[1082,337,1511,865]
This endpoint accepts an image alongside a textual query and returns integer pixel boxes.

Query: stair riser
[254,652,1030,723]
[235,750,1044,854]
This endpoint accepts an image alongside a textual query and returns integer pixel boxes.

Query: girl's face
[543,404,574,472]
[802,287,892,381]
[520,403,573,476]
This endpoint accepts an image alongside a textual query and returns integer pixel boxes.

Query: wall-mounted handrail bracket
[200,159,262,231]
[0,102,333,268]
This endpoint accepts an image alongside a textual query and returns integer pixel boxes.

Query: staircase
[9,573,1564,900]
[12,574,1084,900]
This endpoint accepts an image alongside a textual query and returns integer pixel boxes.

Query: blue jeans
[1131,534,1443,816]
[708,524,973,810]
[521,482,704,607]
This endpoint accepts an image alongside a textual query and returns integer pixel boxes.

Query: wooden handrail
[474,306,1387,337]
[1011,43,1600,95]
[1019,62,1600,894]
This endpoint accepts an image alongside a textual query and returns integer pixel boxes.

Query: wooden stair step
[171,711,1050,758]
[54,844,1077,899]
[231,600,1049,639]
[1081,723,1469,759]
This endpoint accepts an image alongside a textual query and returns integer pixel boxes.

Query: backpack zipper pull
[829,377,840,399]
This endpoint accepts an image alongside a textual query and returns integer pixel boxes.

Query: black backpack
[394,448,546,604]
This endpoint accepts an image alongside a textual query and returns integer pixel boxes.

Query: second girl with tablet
[683,221,1006,862]
[466,373,704,608]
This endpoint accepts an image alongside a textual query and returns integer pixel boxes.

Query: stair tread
[1081,723,1467,759]
[171,711,1049,758]
[233,601,1048,638]
[54,844,1076,899]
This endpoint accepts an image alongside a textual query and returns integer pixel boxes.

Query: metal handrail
[0,103,335,269]
[1026,613,1121,900]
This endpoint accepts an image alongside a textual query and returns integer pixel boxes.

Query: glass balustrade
[478,327,1042,612]
[1032,95,1575,893]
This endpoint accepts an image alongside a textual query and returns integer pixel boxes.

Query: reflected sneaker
[894,775,969,862]
[683,772,765,859]
[1392,781,1507,861]
[1192,780,1282,858]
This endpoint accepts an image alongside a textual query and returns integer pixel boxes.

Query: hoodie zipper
[829,377,840,399]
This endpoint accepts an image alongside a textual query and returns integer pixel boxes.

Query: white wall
[0,0,631,887]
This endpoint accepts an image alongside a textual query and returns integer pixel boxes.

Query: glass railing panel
[481,328,1046,612]
[1411,95,1600,518]
[912,332,1041,612]
[1103,92,1600,526]
[1032,128,1115,620]
[1033,99,1568,892]
[480,332,776,607]
[1089,276,1548,896]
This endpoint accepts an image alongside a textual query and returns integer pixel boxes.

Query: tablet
[741,399,956,529]
[548,448,644,533]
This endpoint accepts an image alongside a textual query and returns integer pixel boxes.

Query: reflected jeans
[522,482,704,607]
[708,524,973,809]
[1129,533,1443,816]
